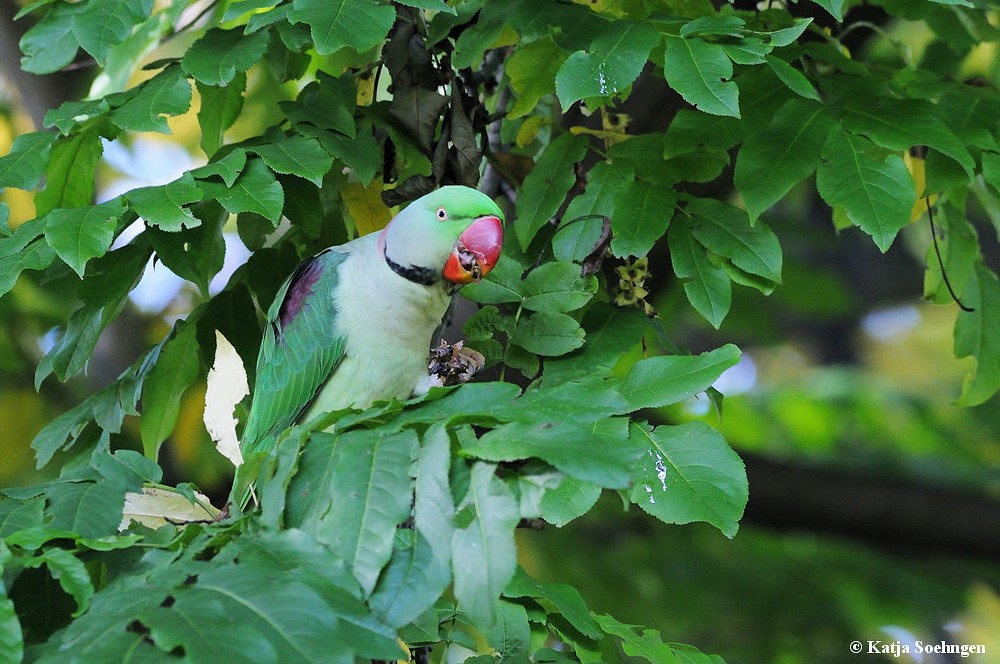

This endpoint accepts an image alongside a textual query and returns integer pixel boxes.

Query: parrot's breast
[304,233,451,417]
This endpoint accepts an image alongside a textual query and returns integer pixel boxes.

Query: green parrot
[229,186,504,508]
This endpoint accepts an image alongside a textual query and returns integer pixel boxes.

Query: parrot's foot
[428,340,486,386]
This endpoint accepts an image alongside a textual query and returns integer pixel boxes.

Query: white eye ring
[436,207,447,221]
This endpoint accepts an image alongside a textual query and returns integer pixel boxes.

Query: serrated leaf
[0,582,22,664]
[668,218,731,328]
[507,36,569,119]
[43,197,125,277]
[543,304,649,383]
[452,462,518,629]
[504,567,602,639]
[515,133,589,250]
[369,531,450,628]
[197,73,247,157]
[555,21,659,110]
[485,600,531,662]
[815,132,916,252]
[630,422,747,538]
[680,16,745,38]
[72,0,153,66]
[463,255,524,305]
[839,98,974,177]
[618,344,741,410]
[735,98,837,222]
[45,480,127,539]
[764,54,819,100]
[521,262,598,313]
[0,131,57,190]
[0,223,56,298]
[110,64,192,134]
[290,0,395,55]
[594,614,680,663]
[539,476,601,527]
[191,148,248,187]
[253,135,333,187]
[0,497,46,538]
[127,172,203,232]
[611,180,675,258]
[663,35,739,118]
[32,547,94,617]
[203,158,285,222]
[288,429,418,596]
[181,27,270,86]
[468,420,637,488]
[300,126,379,182]
[35,126,105,216]
[19,4,79,74]
[811,0,845,20]
[511,311,585,356]
[954,262,1000,406]
[686,197,782,284]
[139,321,200,460]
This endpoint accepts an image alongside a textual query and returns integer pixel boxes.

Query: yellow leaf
[343,180,394,236]
[204,331,249,469]
[119,487,220,530]
[569,125,632,144]
[516,116,548,148]
[356,70,375,106]
[904,149,937,223]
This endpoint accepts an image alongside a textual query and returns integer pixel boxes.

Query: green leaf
[35,126,105,216]
[485,600,531,662]
[72,0,153,66]
[281,71,357,137]
[555,21,659,109]
[504,567,602,639]
[735,98,837,222]
[300,126,379,182]
[110,64,192,134]
[0,131,57,190]
[290,0,396,55]
[543,304,649,383]
[838,98,974,177]
[18,4,78,74]
[815,132,916,252]
[662,110,743,159]
[44,99,110,135]
[468,419,637,488]
[0,497,46,538]
[764,55,819,101]
[511,311,585,356]
[611,179,676,258]
[0,581,22,664]
[139,321,200,460]
[630,421,748,538]
[43,197,125,277]
[463,255,524,305]
[369,531,450,629]
[618,344,741,410]
[507,36,568,119]
[594,614,680,663]
[680,16,746,38]
[252,135,333,187]
[413,425,455,566]
[452,462,519,629]
[396,0,456,13]
[45,480,126,539]
[663,35,739,117]
[181,27,270,86]
[0,222,56,298]
[668,218,730,328]
[553,161,626,262]
[811,0,845,20]
[521,262,598,313]
[539,476,602,527]
[127,172,203,232]
[33,547,94,617]
[686,197,782,284]
[515,133,589,250]
[288,429,418,596]
[197,73,247,157]
[954,262,1000,406]
[202,158,285,222]
[191,148,248,187]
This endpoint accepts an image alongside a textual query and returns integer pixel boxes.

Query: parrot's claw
[428,340,486,386]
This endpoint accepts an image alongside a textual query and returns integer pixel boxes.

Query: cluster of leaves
[2,0,1000,661]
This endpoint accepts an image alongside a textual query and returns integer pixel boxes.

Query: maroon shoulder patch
[277,257,325,329]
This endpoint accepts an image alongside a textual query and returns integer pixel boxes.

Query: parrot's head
[381,186,504,287]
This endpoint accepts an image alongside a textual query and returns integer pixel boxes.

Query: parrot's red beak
[443,215,503,285]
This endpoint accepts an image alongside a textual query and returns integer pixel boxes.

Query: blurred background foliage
[0,1,999,663]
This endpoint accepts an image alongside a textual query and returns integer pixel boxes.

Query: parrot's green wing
[231,248,348,507]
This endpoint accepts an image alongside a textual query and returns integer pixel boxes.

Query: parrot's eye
[436,207,448,221]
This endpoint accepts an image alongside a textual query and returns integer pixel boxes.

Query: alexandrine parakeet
[230,186,504,507]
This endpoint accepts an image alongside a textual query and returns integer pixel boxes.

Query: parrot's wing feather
[232,248,348,506]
